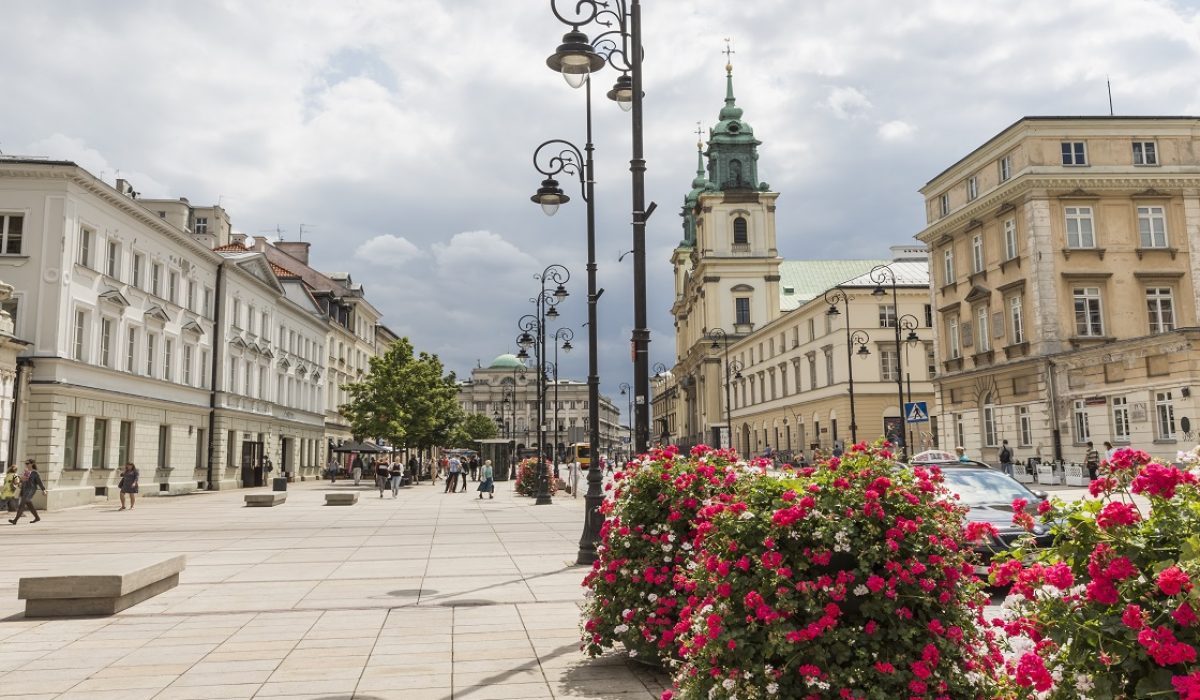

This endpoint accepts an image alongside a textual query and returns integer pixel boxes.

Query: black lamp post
[548,327,574,469]
[652,362,673,446]
[898,314,921,456]
[618,381,633,454]
[707,328,743,450]
[870,265,911,461]
[823,288,874,444]
[517,264,569,505]
[545,0,652,456]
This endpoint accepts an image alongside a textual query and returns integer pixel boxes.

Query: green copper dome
[705,63,768,192]
[488,353,526,369]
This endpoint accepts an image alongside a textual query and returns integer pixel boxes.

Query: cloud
[431,230,537,273]
[824,86,873,119]
[355,234,423,266]
[877,120,917,142]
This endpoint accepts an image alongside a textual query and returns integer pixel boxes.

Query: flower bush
[515,457,557,497]
[581,445,750,663]
[665,443,1004,699]
[991,447,1200,698]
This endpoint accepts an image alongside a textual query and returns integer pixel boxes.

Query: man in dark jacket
[10,459,47,524]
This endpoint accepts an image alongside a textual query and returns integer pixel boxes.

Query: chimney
[275,241,311,265]
[253,236,269,252]
[115,179,136,198]
[230,232,248,248]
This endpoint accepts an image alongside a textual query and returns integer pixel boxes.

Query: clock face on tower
[727,121,740,133]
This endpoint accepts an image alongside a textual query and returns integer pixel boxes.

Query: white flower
[853,585,869,596]
[628,649,638,657]
[613,624,629,634]
[722,679,736,691]
[739,511,754,520]
[766,683,779,695]
[1075,674,1095,693]
[648,593,658,603]
[682,542,693,551]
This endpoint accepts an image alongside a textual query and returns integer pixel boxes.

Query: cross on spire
[695,121,704,149]
[723,38,735,74]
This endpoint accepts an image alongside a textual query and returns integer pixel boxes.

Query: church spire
[720,41,743,122]
[705,41,765,192]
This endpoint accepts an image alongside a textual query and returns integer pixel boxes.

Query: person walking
[10,460,46,524]
[1085,441,1101,482]
[444,456,461,493]
[390,461,403,497]
[478,460,494,500]
[998,440,1014,477]
[118,463,139,510]
[469,456,480,483]
[351,454,364,486]
[327,457,339,484]
[1103,441,1116,462]
[376,461,390,498]
[407,456,420,485]
[1,465,19,512]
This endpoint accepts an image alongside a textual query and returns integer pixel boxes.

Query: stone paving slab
[0,479,667,699]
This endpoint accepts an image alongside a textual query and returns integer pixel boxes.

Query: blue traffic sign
[904,401,929,423]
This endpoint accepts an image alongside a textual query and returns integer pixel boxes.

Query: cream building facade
[916,116,1200,464]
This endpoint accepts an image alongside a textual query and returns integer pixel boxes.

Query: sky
[4,0,1200,421]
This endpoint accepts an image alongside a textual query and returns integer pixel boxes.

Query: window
[200,350,210,389]
[126,328,138,373]
[78,226,94,267]
[195,217,208,235]
[954,413,965,450]
[0,213,23,254]
[145,333,157,377]
[261,312,270,340]
[733,216,748,245]
[258,364,267,399]
[999,154,1012,182]
[232,299,242,329]
[1112,396,1130,443]
[118,421,132,466]
[183,345,193,386]
[1137,206,1168,248]
[243,360,251,394]
[151,263,162,297]
[157,425,170,468]
[942,248,955,285]
[100,318,113,367]
[1003,218,1017,260]
[65,416,81,469]
[168,271,178,305]
[1132,141,1157,166]
[164,339,174,382]
[1018,406,1033,446]
[203,287,213,318]
[1065,207,1095,248]
[925,344,936,379]
[975,305,990,352]
[72,310,86,361]
[1073,400,1091,442]
[924,304,933,328]
[971,234,984,273]
[880,349,899,382]
[1155,391,1176,440]
[947,315,961,360]
[106,240,119,278]
[824,349,834,386]
[1008,295,1025,344]
[186,281,196,312]
[132,253,144,289]
[982,400,997,447]
[1146,287,1175,334]
[966,176,978,201]
[93,419,109,469]
[1073,287,1104,337]
[878,304,896,328]
[735,297,751,325]
[808,355,817,389]
[229,358,238,391]
[1061,141,1087,166]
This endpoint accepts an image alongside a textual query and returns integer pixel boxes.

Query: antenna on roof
[1107,75,1114,116]
[299,224,315,241]
[260,225,286,241]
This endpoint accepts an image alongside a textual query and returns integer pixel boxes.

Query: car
[912,456,996,471]
[910,449,957,462]
[905,461,1055,572]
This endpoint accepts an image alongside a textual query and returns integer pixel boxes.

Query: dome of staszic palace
[488,353,526,369]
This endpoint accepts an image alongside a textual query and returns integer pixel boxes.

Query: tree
[448,412,499,447]
[341,339,463,452]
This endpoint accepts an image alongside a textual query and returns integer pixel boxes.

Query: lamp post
[517,264,570,505]
[545,0,651,455]
[652,362,673,446]
[824,288,875,444]
[707,328,744,450]
[618,381,632,457]
[898,314,921,457]
[870,265,911,462]
[548,327,575,469]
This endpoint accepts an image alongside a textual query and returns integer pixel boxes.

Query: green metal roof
[777,260,889,311]
[487,353,526,369]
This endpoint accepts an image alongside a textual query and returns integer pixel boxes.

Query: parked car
[904,461,1055,572]
[910,449,957,462]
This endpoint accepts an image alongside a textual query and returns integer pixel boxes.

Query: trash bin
[272,477,287,492]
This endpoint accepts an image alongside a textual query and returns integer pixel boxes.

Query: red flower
[1013,652,1054,692]
[1131,462,1194,499]
[1173,671,1200,700]
[1121,604,1145,630]
[1172,601,1197,628]
[1095,501,1141,529]
[1158,566,1193,596]
[1138,625,1198,666]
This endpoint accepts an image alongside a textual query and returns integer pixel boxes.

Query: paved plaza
[0,478,669,700]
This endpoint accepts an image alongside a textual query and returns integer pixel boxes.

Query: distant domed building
[456,354,624,461]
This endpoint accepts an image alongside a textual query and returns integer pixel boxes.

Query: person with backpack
[9,459,46,524]
[998,440,1014,477]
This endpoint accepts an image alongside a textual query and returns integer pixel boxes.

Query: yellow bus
[570,442,591,468]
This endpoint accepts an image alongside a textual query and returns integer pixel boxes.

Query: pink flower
[1158,566,1193,596]
[1138,625,1198,666]
[1131,462,1194,499]
[1121,604,1145,630]
[1013,652,1054,692]
[1173,671,1200,700]
[1172,601,1197,628]
[1096,501,1140,529]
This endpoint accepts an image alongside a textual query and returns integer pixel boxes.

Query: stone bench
[18,554,186,617]
[325,492,359,506]
[245,493,286,507]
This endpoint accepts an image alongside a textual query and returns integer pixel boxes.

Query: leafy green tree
[448,412,499,446]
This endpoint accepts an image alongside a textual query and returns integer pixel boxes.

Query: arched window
[733,216,748,245]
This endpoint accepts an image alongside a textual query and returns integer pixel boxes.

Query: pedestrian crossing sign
[905,401,929,423]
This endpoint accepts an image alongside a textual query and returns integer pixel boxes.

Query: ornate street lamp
[824,288,876,445]
[707,328,746,450]
[899,313,921,455]
[516,264,569,505]
[870,265,911,461]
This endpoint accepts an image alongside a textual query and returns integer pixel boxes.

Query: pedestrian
[376,461,390,498]
[998,440,1014,477]
[118,463,139,510]
[1085,441,1101,481]
[460,458,470,492]
[955,445,970,463]
[352,454,364,486]
[796,450,808,468]
[327,457,338,484]
[469,456,480,482]
[445,456,461,493]
[390,461,403,497]
[407,456,420,485]
[1103,441,1116,462]
[1,464,19,512]
[478,460,495,500]
[10,459,46,524]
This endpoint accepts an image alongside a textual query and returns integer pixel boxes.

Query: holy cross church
[659,60,936,457]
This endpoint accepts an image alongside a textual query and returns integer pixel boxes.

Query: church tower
[669,56,781,449]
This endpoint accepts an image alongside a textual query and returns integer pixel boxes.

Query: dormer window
[733,216,748,245]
